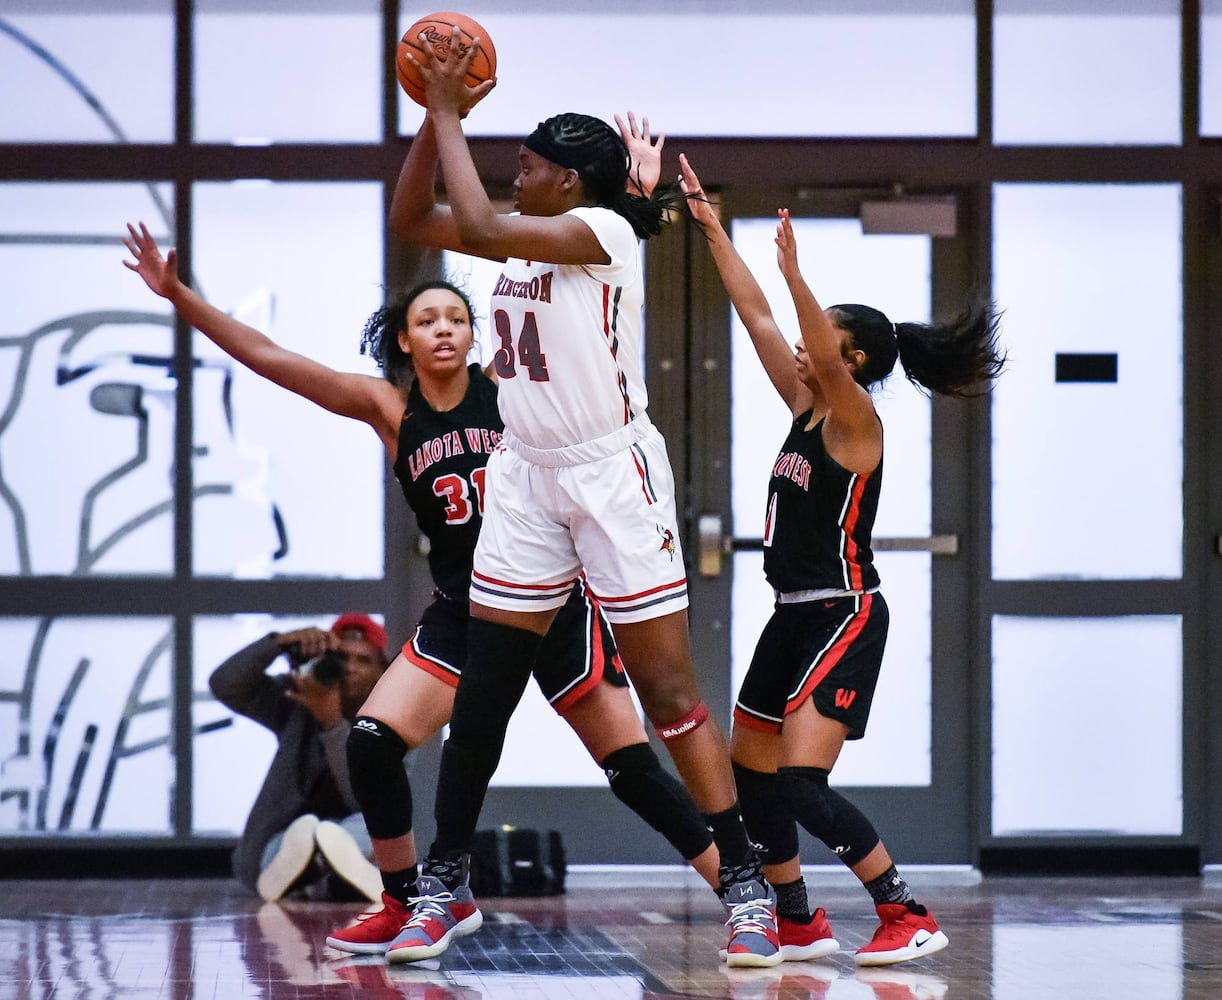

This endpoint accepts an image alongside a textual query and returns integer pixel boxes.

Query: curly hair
[358,279,477,387]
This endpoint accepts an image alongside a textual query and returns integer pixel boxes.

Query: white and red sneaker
[779,908,841,962]
[854,903,948,966]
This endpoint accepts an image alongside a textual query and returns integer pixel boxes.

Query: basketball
[396,11,497,108]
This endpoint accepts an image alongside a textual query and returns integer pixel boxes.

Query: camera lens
[302,651,346,686]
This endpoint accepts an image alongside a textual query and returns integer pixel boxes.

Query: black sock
[704,804,755,871]
[863,864,914,907]
[773,876,812,922]
[381,865,418,903]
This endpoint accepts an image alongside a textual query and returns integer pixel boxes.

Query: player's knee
[732,761,799,865]
[653,698,710,743]
[347,716,412,840]
[777,765,879,867]
[602,742,713,860]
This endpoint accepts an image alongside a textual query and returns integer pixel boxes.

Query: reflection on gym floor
[4,874,1222,999]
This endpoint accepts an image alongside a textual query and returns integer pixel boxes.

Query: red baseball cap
[330,613,388,656]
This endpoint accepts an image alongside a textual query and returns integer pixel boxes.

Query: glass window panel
[0,181,176,577]
[192,612,384,834]
[729,218,932,540]
[732,552,931,787]
[191,181,384,578]
[0,4,173,143]
[1204,0,1222,135]
[0,615,175,835]
[728,216,934,788]
[994,924,1181,1000]
[399,2,975,138]
[994,0,1181,145]
[992,615,1182,836]
[194,2,380,143]
[488,683,634,789]
[991,183,1182,580]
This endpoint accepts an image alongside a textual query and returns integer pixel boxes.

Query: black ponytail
[834,301,1005,397]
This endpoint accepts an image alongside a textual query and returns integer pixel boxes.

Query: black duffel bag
[469,826,566,897]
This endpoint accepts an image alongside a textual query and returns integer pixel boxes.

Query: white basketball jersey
[490,206,648,450]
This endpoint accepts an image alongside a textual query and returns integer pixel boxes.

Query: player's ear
[560,167,580,192]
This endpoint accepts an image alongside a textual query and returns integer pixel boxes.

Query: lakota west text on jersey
[406,427,503,482]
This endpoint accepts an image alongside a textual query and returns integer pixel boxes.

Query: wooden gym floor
[3,872,1222,999]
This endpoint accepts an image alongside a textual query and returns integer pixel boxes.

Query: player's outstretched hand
[617,111,664,197]
[122,221,181,300]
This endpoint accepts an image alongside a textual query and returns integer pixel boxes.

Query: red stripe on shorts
[784,593,873,716]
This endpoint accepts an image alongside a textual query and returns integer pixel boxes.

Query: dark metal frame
[0,0,1218,868]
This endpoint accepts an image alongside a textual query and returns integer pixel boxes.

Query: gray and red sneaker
[387,867,483,964]
[721,873,782,968]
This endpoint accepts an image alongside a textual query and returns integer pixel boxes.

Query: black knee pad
[603,742,713,861]
[732,761,800,866]
[777,765,880,868]
[347,716,411,840]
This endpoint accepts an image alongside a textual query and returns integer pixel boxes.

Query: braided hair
[832,302,1005,398]
[358,279,477,387]
[522,113,684,240]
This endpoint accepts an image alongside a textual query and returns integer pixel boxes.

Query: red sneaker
[325,892,410,955]
[854,904,948,967]
[779,908,840,962]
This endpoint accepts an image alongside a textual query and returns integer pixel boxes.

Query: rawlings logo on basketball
[415,23,474,60]
[656,525,675,560]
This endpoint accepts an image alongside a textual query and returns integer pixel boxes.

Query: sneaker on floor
[779,908,841,962]
[315,820,382,903]
[256,814,320,902]
[386,858,483,964]
[325,892,411,955]
[719,908,840,964]
[721,869,782,968]
[854,904,948,967]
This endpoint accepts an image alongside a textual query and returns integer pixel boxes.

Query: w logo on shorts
[834,688,857,709]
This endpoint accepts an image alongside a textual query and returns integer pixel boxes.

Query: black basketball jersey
[391,365,503,600]
[762,411,882,595]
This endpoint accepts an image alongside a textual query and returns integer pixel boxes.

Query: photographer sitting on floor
[209,614,392,903]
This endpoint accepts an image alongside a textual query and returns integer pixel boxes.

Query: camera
[284,643,347,687]
[300,651,346,686]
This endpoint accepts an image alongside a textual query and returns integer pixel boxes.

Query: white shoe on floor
[256,814,320,902]
[315,820,383,903]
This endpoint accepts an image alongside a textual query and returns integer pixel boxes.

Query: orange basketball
[396,11,497,109]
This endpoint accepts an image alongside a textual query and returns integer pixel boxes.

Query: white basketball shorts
[471,423,689,624]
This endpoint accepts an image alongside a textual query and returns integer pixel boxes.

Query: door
[411,187,982,867]
[681,188,980,865]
